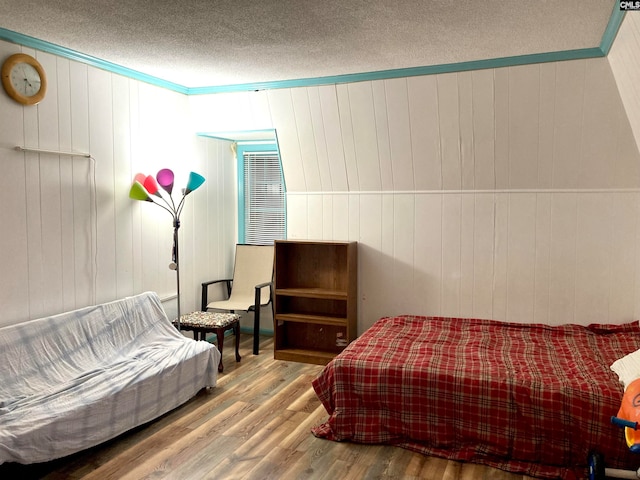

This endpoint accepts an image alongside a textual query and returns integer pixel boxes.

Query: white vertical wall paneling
[574,194,612,323]
[267,89,306,192]
[285,194,308,239]
[348,193,359,243]
[385,78,414,190]
[414,194,443,315]
[322,195,333,240]
[609,193,638,321]
[112,75,134,301]
[68,60,93,309]
[493,68,510,189]
[408,75,442,190]
[533,194,552,324]
[505,194,537,323]
[459,194,476,317]
[379,195,396,317]
[359,194,382,331]
[36,52,65,316]
[392,194,415,313]
[458,72,475,190]
[538,63,556,188]
[348,82,381,191]
[582,59,617,188]
[55,57,77,313]
[508,65,539,189]
[472,70,495,190]
[331,194,349,241]
[317,85,349,191]
[548,194,578,323]
[553,60,585,189]
[335,84,360,190]
[291,88,322,192]
[248,90,274,130]
[472,194,495,319]
[491,194,509,321]
[437,73,462,190]
[306,194,324,240]
[0,42,30,325]
[441,194,462,316]
[0,38,236,326]
[371,80,394,191]
[306,87,333,191]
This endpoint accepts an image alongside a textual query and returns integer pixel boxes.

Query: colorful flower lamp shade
[129,169,206,328]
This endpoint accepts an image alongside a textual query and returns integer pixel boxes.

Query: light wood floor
[0,335,535,480]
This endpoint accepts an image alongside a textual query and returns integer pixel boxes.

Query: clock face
[1,53,47,105]
[10,62,42,97]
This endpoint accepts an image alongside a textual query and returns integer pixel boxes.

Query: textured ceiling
[0,0,617,89]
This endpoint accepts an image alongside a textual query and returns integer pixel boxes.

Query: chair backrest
[229,244,274,305]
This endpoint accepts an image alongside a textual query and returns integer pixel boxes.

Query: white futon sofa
[0,291,220,465]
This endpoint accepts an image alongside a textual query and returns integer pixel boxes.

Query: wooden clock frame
[1,53,47,105]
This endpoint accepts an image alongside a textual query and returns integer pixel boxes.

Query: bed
[311,315,640,479]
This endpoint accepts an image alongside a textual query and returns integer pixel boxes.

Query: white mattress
[0,292,220,464]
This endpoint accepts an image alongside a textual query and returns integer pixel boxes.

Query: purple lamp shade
[184,172,205,195]
[143,175,160,195]
[156,168,174,194]
[129,181,152,201]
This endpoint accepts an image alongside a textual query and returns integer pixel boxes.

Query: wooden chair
[201,244,274,355]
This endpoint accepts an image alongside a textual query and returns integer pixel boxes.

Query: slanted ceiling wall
[193,55,640,332]
[609,12,640,155]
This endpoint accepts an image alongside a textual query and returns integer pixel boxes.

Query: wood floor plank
[0,334,536,480]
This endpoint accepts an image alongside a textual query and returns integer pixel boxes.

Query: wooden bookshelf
[273,240,357,365]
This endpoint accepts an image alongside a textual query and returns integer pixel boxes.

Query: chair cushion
[177,312,240,329]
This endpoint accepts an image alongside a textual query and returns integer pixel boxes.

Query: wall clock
[1,53,47,105]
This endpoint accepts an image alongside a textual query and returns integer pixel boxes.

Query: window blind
[243,151,285,245]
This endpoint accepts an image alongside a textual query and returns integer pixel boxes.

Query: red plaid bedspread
[311,315,640,479]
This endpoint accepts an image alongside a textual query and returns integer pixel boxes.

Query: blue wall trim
[0,28,189,94]
[600,7,626,55]
[187,48,604,94]
[0,5,624,96]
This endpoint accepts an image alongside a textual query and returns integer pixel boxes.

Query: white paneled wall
[0,40,236,327]
[609,11,640,154]
[3,35,640,335]
[193,56,640,333]
[287,191,640,332]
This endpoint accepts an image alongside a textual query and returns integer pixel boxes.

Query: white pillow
[611,349,640,390]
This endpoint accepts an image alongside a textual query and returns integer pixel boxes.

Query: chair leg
[234,321,241,362]
[215,328,225,372]
[253,290,261,355]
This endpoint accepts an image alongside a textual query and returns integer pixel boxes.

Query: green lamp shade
[129,181,151,201]
[185,172,205,194]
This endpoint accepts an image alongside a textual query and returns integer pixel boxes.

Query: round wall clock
[1,53,47,105]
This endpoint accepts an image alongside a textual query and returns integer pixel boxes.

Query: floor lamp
[129,168,205,329]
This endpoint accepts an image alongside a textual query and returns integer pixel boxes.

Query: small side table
[174,311,241,372]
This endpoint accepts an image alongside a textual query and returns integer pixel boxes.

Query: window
[237,142,286,245]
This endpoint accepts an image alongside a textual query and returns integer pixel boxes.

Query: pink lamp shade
[133,173,146,185]
[156,168,174,194]
[129,181,152,201]
[143,175,160,195]
[184,172,205,195]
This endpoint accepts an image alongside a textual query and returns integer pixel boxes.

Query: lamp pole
[170,218,181,329]
[129,169,205,333]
